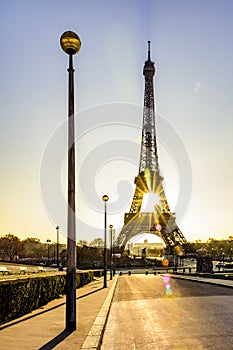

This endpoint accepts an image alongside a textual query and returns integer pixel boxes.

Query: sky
[0,0,233,245]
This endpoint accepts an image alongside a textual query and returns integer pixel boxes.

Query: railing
[117,266,194,275]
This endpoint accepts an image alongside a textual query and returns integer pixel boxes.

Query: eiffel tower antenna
[115,42,188,253]
[148,40,151,61]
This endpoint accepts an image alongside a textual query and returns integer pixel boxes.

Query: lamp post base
[66,267,77,330]
[66,321,76,332]
[104,273,107,288]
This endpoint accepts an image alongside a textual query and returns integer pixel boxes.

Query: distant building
[131,239,164,256]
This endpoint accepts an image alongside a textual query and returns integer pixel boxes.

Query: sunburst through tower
[115,42,188,254]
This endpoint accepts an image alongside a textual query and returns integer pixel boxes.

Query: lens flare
[162,274,173,296]
[162,259,169,267]
[162,274,170,284]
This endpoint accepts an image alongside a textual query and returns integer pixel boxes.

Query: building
[131,239,164,257]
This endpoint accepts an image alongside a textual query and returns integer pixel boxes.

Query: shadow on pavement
[38,329,73,350]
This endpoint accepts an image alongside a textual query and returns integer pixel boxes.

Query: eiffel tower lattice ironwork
[115,42,188,253]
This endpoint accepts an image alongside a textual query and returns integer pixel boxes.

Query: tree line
[0,233,232,264]
[185,236,233,261]
[0,233,105,266]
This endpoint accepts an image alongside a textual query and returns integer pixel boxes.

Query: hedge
[0,269,103,325]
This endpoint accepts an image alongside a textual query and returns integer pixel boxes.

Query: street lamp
[46,239,51,266]
[60,30,81,331]
[112,227,116,276]
[53,243,56,264]
[56,225,60,268]
[109,225,113,280]
[102,195,109,288]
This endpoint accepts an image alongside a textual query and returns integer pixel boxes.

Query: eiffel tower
[115,42,188,254]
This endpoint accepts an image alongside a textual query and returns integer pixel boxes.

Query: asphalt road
[101,274,233,350]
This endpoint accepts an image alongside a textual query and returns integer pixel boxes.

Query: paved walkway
[0,272,232,350]
[173,273,233,288]
[0,276,118,350]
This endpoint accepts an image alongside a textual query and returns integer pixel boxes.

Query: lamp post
[109,225,113,280]
[53,243,56,264]
[60,30,81,331]
[102,195,109,288]
[46,239,51,266]
[112,227,116,276]
[56,226,60,268]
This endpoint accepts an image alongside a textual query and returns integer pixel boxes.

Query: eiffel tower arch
[115,42,188,254]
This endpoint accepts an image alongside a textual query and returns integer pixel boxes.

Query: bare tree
[0,234,24,261]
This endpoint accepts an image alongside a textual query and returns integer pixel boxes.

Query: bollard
[154,271,156,275]
[119,271,122,276]
[145,271,148,275]
[128,271,131,275]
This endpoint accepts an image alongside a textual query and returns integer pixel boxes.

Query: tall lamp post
[46,239,51,266]
[56,225,60,268]
[109,225,113,280]
[102,195,109,288]
[53,243,56,264]
[112,227,116,276]
[60,30,81,331]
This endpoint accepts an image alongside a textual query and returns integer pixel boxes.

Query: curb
[172,274,233,289]
[80,274,119,350]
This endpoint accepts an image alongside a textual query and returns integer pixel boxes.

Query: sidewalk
[0,275,118,350]
[172,273,233,288]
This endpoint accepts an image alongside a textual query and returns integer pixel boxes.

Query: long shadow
[0,285,104,330]
[38,284,107,349]
[38,330,73,350]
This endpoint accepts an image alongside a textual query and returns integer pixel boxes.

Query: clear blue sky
[0,0,233,245]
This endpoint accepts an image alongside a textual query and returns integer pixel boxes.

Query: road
[101,274,233,350]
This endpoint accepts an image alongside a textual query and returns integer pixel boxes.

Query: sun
[141,192,160,212]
